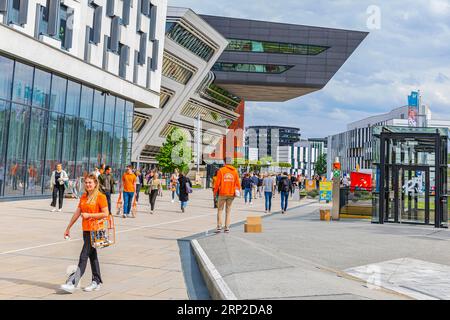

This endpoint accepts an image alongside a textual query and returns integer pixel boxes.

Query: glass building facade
[0,54,133,198]
[212,62,292,74]
[226,38,329,55]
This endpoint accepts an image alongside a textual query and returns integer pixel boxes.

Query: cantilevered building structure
[132,7,369,166]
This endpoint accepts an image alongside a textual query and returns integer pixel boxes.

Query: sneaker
[122,215,127,219]
[171,200,174,203]
[83,281,101,292]
[51,207,57,212]
[181,207,185,213]
[224,228,230,233]
[150,210,154,214]
[58,209,62,212]
[60,281,80,294]
[265,210,268,213]
[214,227,222,234]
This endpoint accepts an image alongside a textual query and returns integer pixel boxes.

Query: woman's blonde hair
[85,174,100,205]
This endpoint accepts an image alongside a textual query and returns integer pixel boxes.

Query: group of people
[58,158,320,295]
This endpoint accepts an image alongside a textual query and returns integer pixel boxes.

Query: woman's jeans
[281,191,289,211]
[123,192,134,215]
[68,231,102,286]
[135,184,141,202]
[244,188,252,203]
[264,192,272,211]
[181,201,188,209]
[51,184,65,209]
[149,189,158,211]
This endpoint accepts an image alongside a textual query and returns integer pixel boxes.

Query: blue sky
[168,0,450,138]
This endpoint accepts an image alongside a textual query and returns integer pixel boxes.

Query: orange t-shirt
[122,173,136,192]
[78,192,108,231]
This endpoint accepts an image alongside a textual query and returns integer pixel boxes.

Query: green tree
[156,128,193,174]
[314,153,327,176]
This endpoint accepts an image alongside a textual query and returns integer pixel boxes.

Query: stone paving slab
[0,189,294,299]
[196,202,450,300]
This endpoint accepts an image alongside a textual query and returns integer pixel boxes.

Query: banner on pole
[319,181,333,201]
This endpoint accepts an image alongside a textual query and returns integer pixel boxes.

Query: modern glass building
[0,54,133,199]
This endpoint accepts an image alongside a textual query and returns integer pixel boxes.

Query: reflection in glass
[26,107,47,195]
[66,81,81,116]
[62,115,77,178]
[76,118,91,179]
[104,95,116,124]
[212,62,292,74]
[50,75,67,113]
[115,98,125,127]
[5,104,29,197]
[0,56,14,100]
[80,86,94,119]
[0,100,10,196]
[44,112,64,194]
[102,124,114,165]
[90,121,103,170]
[12,62,34,105]
[92,90,105,122]
[32,69,51,108]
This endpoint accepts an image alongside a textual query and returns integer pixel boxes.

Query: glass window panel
[102,124,113,165]
[112,125,123,179]
[115,97,125,127]
[50,75,67,113]
[0,100,10,196]
[5,103,29,197]
[66,81,81,116]
[12,62,34,105]
[76,118,91,179]
[44,112,64,194]
[32,69,51,108]
[61,115,77,179]
[90,121,103,171]
[25,107,47,196]
[0,56,14,100]
[104,95,115,124]
[124,101,133,130]
[80,85,93,119]
[92,90,105,122]
[122,126,130,166]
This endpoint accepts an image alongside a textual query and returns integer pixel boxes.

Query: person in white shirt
[50,164,69,212]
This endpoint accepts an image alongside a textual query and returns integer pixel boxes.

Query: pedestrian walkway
[195,202,450,300]
[0,189,295,299]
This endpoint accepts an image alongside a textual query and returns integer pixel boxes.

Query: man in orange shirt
[213,162,241,233]
[121,165,136,218]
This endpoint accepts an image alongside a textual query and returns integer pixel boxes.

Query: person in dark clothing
[241,173,253,205]
[178,173,192,213]
[98,166,115,215]
[278,172,292,214]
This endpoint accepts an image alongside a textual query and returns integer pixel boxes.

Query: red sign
[350,172,372,191]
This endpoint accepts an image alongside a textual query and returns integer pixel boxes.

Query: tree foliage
[314,153,327,176]
[156,128,193,174]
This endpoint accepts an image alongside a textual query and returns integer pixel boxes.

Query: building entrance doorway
[372,126,449,228]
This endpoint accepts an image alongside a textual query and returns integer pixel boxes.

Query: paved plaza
[0,189,277,300]
[196,202,450,300]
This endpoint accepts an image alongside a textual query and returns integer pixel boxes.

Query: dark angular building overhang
[200,14,368,102]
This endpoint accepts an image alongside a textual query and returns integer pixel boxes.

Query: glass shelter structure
[0,54,133,199]
[372,126,449,228]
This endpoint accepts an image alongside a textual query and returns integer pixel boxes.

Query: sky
[168,0,450,139]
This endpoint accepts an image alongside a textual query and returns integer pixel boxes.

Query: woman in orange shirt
[60,174,109,293]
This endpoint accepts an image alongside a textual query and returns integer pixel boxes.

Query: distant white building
[327,105,450,177]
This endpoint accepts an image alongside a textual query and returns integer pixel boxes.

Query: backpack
[281,178,290,192]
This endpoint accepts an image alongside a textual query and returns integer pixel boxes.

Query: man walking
[121,165,136,218]
[250,172,259,199]
[99,166,115,215]
[278,172,292,214]
[214,162,241,233]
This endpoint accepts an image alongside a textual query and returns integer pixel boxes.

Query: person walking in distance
[60,174,109,293]
[263,173,275,213]
[98,166,115,215]
[250,172,259,200]
[135,170,143,203]
[50,164,69,212]
[257,174,264,199]
[148,172,162,214]
[178,172,192,213]
[170,171,178,203]
[241,173,253,205]
[121,165,136,218]
[214,163,241,233]
[278,172,292,214]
